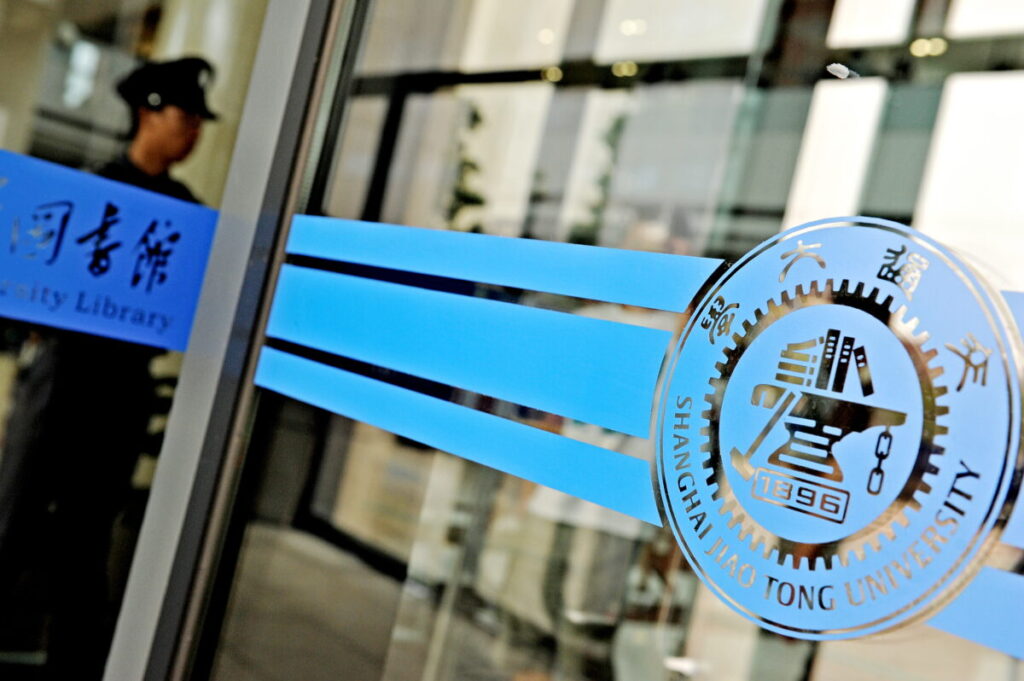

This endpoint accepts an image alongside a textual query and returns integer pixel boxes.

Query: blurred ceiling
[63,0,157,35]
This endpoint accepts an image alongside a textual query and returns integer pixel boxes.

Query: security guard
[0,57,216,680]
[100,56,217,200]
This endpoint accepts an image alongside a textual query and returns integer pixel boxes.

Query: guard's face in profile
[142,104,203,162]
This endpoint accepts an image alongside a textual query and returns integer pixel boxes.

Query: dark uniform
[97,154,199,203]
[0,57,216,679]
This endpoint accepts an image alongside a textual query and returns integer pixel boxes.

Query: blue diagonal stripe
[255,347,661,525]
[928,567,1024,657]
[266,265,672,437]
[286,216,722,313]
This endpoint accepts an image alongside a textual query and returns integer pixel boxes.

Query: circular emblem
[655,217,1022,639]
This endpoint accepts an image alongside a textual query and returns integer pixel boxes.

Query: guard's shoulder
[93,156,135,182]
[164,177,200,204]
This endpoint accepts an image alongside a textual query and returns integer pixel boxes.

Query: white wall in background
[556,89,631,242]
[604,80,744,252]
[360,0,575,75]
[358,0,469,75]
[915,71,1024,290]
[783,77,888,229]
[947,0,1024,39]
[382,92,461,229]
[827,0,916,48]
[325,96,388,219]
[455,83,554,235]
[459,0,574,72]
[383,84,554,236]
[595,0,770,63]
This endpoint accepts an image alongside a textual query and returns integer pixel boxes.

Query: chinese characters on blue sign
[0,151,217,351]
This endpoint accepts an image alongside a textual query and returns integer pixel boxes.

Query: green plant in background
[446,103,486,231]
[568,113,627,246]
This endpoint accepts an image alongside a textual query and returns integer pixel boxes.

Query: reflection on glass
[783,78,888,227]
[914,71,1024,291]
[946,0,1024,39]
[594,0,771,63]
[213,1,1024,681]
[826,0,915,49]
[0,1,265,678]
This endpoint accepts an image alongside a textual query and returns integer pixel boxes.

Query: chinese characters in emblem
[878,245,929,300]
[701,296,738,344]
[945,333,992,391]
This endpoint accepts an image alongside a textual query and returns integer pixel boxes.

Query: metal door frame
[102,0,370,678]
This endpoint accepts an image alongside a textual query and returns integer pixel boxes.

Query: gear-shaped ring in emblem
[701,278,950,570]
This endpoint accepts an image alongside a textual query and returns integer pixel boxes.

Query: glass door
[198,2,1024,680]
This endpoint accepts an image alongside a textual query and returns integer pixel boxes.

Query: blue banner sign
[257,216,1024,657]
[0,151,217,350]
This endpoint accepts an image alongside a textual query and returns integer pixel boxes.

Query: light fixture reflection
[542,66,563,82]
[611,61,639,78]
[910,38,930,57]
[910,37,948,57]
[619,18,647,36]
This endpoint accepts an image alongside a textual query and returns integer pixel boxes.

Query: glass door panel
[206,2,1024,680]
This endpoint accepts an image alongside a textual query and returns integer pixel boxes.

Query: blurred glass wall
[199,1,1024,680]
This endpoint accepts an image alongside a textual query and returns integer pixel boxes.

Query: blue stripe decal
[255,347,661,525]
[266,265,672,437]
[1000,290,1024,549]
[0,150,217,350]
[928,567,1024,657]
[286,216,722,312]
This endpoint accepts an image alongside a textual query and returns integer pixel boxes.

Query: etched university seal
[655,217,1022,639]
